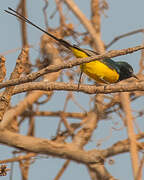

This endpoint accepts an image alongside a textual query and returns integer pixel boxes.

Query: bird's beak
[132,74,139,80]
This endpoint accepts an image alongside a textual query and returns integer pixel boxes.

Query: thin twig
[106,29,144,49]
[54,160,70,180]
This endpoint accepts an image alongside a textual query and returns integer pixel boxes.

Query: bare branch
[12,80,144,95]
[0,44,143,90]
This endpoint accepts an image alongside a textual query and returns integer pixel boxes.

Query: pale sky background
[0,0,144,180]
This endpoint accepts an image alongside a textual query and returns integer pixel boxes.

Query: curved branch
[106,29,144,49]
[0,130,103,164]
[0,44,143,90]
[13,80,144,95]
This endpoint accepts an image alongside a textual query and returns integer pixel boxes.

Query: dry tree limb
[87,168,97,180]
[99,133,144,161]
[55,0,66,28]
[106,29,144,49]
[138,39,144,75]
[0,35,62,130]
[0,44,36,56]
[72,112,98,148]
[17,0,31,75]
[0,47,29,122]
[22,110,85,119]
[88,163,117,180]
[54,160,70,180]
[0,129,143,177]
[17,0,28,47]
[0,129,143,162]
[0,153,36,164]
[11,80,144,95]
[63,0,105,52]
[3,1,144,180]
[60,113,74,135]
[56,92,73,135]
[42,0,49,29]
[103,133,144,158]
[90,1,105,146]
[0,126,105,165]
[71,112,116,180]
[0,56,6,83]
[91,0,101,34]
[136,155,144,180]
[120,92,139,179]
[19,156,31,180]
[54,112,99,179]
[0,44,143,90]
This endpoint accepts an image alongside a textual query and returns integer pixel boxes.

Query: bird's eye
[129,68,133,73]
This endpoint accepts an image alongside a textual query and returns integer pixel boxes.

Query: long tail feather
[5,7,73,49]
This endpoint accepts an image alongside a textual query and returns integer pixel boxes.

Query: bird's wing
[101,59,120,73]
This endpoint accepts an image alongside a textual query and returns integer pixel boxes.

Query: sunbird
[5,7,138,84]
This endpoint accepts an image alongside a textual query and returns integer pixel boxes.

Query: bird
[5,7,138,85]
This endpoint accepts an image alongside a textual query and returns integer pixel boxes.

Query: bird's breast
[80,61,119,83]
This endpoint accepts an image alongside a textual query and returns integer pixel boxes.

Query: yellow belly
[70,47,119,83]
[80,61,119,83]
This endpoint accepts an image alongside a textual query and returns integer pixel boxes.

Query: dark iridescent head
[116,61,138,81]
